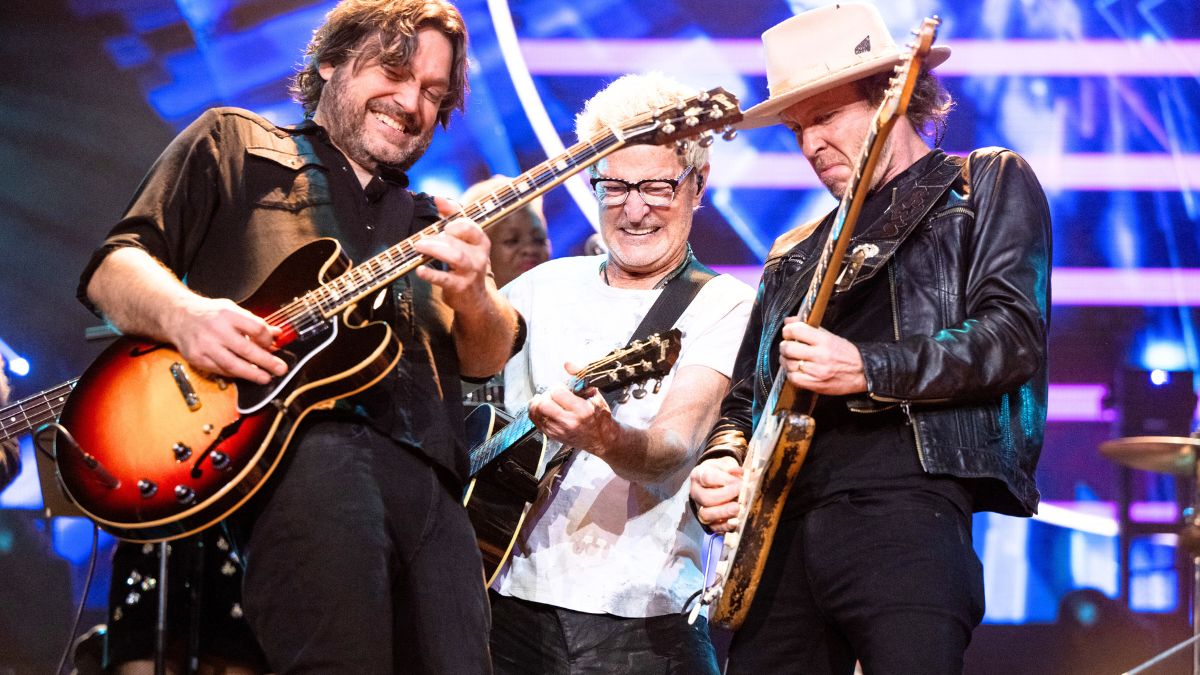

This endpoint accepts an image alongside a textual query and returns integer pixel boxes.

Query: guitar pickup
[169,363,202,411]
[834,243,879,293]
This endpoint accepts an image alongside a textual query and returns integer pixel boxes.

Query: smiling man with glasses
[487,72,754,674]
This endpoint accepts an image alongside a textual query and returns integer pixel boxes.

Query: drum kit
[1100,433,1200,674]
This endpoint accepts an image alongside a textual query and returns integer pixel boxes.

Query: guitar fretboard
[467,372,586,476]
[0,378,78,442]
[268,131,629,341]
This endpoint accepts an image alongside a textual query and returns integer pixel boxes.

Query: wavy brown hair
[855,68,954,145]
[290,0,468,128]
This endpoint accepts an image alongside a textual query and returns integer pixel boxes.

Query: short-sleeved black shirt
[78,107,475,484]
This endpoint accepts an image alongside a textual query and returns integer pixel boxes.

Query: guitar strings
[261,131,626,338]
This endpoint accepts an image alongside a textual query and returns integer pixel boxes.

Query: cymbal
[1099,436,1200,475]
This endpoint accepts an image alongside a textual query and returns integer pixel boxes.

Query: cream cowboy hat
[739,3,951,129]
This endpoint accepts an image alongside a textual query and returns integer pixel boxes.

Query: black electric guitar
[692,19,941,630]
[0,378,78,445]
[462,329,681,584]
[56,89,742,543]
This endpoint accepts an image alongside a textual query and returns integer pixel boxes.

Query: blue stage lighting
[1141,341,1189,372]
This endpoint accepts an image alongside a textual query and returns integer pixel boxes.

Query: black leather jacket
[702,148,1051,516]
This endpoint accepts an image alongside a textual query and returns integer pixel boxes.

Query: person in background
[462,175,552,288]
[0,356,17,490]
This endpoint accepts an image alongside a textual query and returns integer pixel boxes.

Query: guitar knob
[174,485,196,505]
[172,442,192,462]
[137,479,157,499]
[211,452,231,470]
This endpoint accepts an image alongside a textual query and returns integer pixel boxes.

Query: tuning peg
[676,99,687,110]
[661,122,676,136]
[686,116,699,127]
[632,384,647,400]
[722,126,738,141]
[618,390,631,404]
[697,90,710,102]
[710,105,724,119]
[652,378,663,394]
[698,133,715,148]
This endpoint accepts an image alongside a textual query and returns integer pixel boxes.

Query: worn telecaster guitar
[463,330,681,585]
[693,19,941,630]
[56,90,741,543]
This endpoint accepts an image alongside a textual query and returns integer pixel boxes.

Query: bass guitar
[0,378,78,444]
[462,329,681,584]
[57,90,742,543]
[692,19,941,630]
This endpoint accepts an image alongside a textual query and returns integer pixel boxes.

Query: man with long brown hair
[79,1,516,671]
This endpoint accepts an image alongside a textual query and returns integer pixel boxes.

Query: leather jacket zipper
[868,260,929,467]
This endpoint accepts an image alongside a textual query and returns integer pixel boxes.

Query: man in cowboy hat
[689,3,1051,672]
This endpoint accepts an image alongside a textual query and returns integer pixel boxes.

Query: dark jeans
[726,491,985,675]
[241,421,491,674]
[490,591,720,675]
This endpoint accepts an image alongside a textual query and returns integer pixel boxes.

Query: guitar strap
[541,248,717,476]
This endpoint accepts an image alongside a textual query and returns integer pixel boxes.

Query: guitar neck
[0,378,78,443]
[468,409,537,477]
[467,372,590,476]
[776,112,894,414]
[299,134,626,325]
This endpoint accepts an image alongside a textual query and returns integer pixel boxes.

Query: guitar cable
[54,521,100,675]
[32,424,103,675]
[680,532,724,619]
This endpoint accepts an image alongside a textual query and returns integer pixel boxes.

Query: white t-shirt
[492,254,754,618]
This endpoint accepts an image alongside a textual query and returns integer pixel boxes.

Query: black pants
[726,491,985,675]
[490,591,720,674]
[241,421,491,674]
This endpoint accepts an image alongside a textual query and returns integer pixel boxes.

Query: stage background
[1,0,1198,672]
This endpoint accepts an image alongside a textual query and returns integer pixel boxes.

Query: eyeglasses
[590,165,694,207]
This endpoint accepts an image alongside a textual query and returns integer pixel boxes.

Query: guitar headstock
[876,17,940,130]
[619,87,744,151]
[576,328,683,401]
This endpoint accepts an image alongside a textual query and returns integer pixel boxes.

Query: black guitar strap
[601,247,717,406]
[541,248,718,477]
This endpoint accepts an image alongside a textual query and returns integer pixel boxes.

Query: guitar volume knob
[172,443,192,462]
[137,479,157,498]
[174,485,196,505]
[211,452,231,470]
